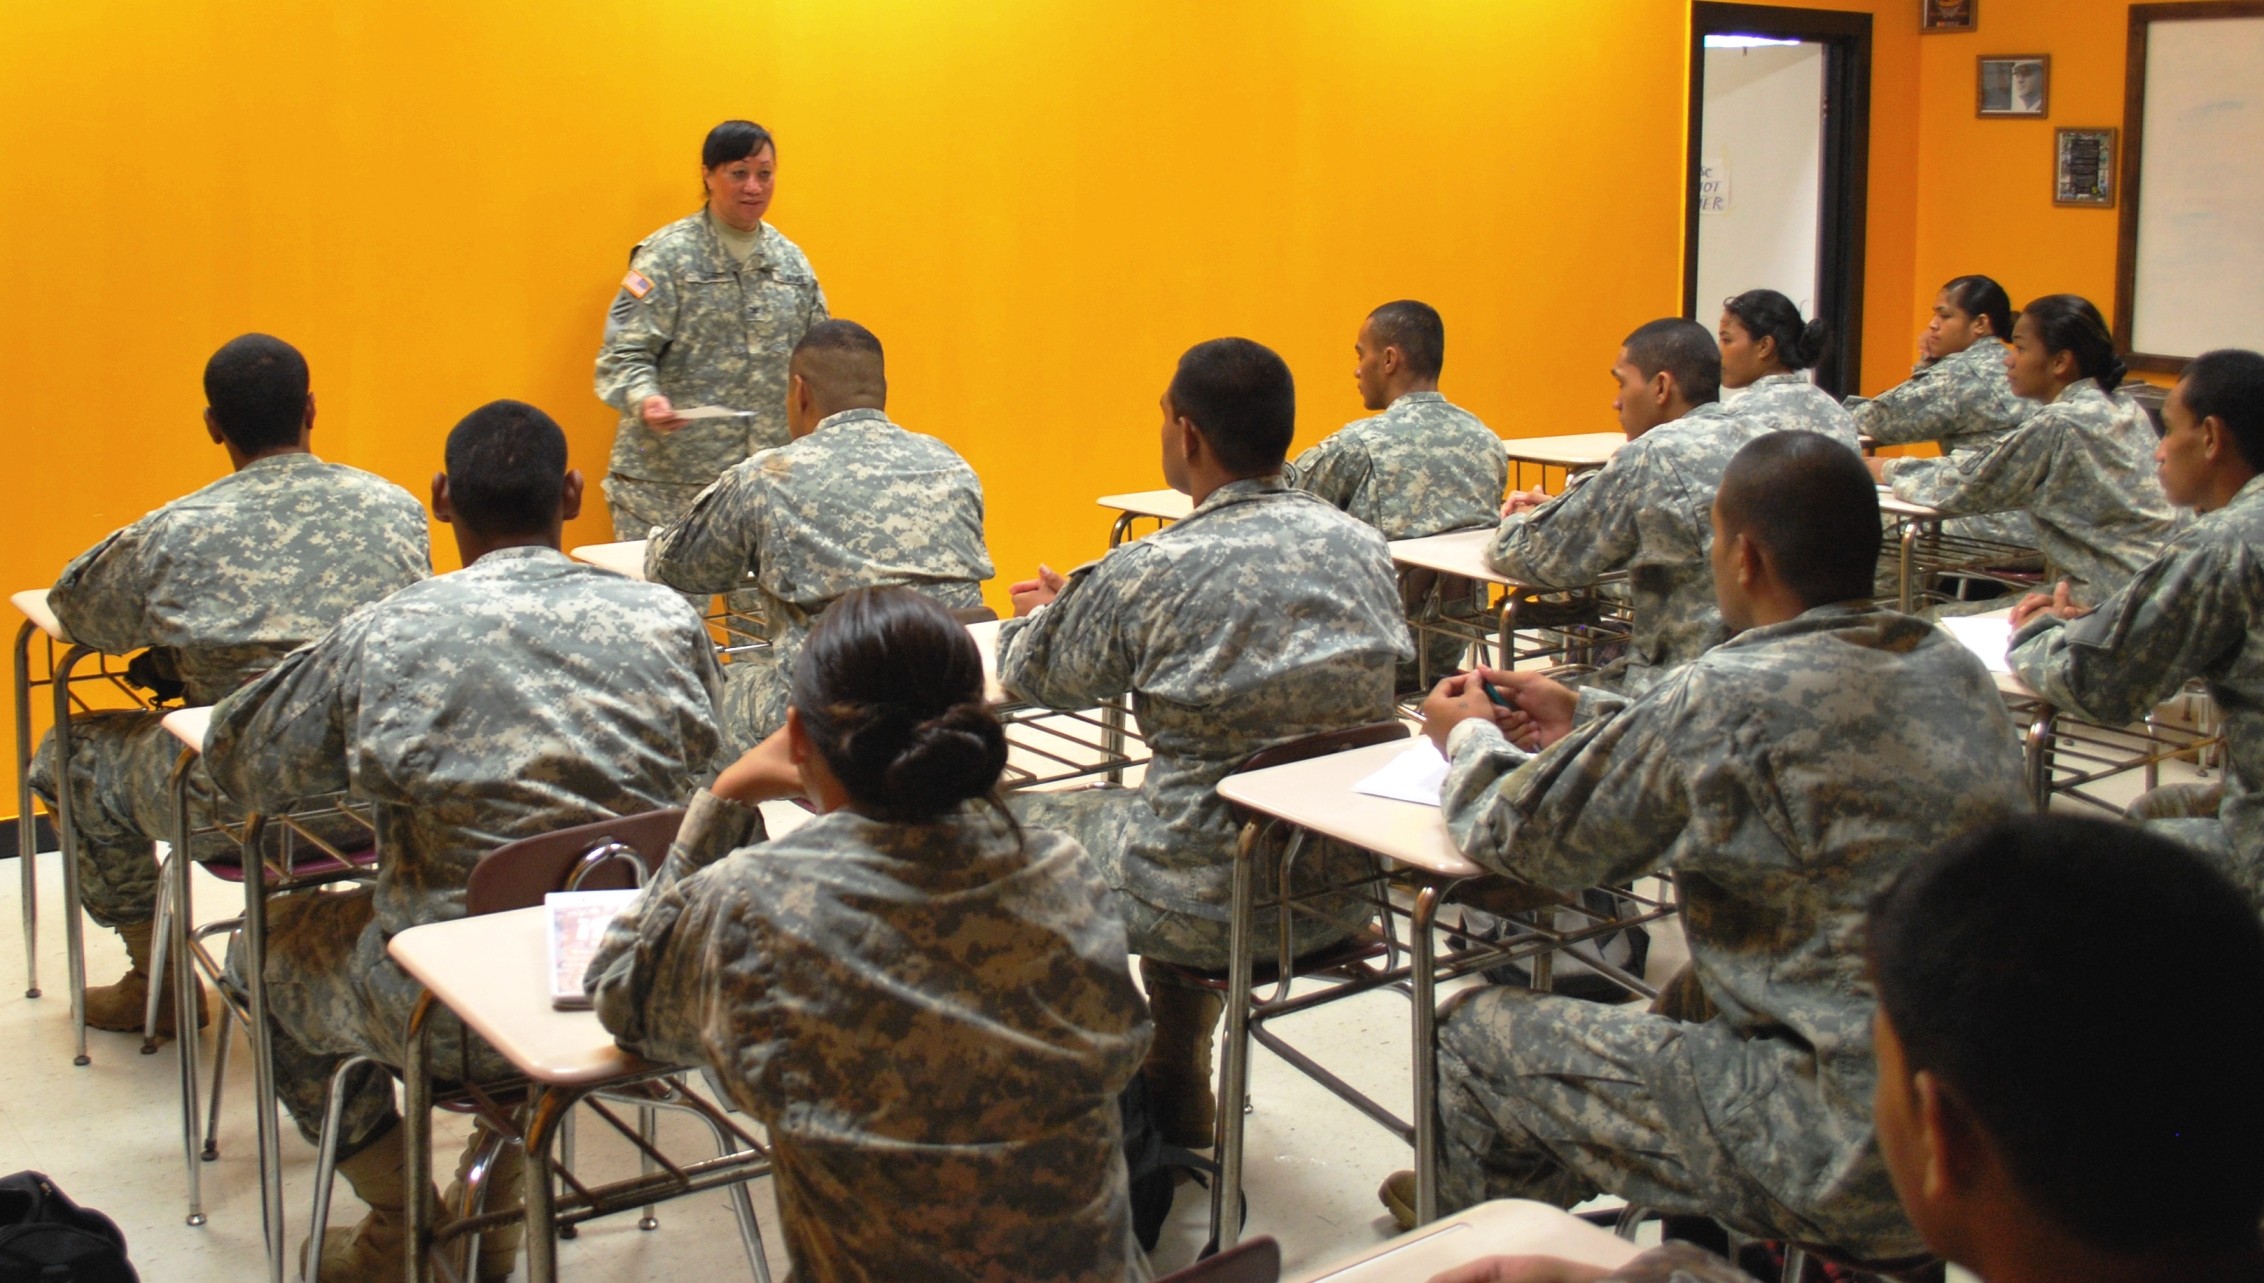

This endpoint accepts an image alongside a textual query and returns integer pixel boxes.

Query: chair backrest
[1232,720,1410,778]
[1155,1236,1281,1283]
[949,604,1000,625]
[464,808,686,917]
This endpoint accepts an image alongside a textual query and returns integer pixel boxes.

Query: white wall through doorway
[1695,40,1825,329]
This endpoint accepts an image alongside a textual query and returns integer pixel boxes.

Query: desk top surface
[1215,738,1481,878]
[1094,489,1193,521]
[161,706,212,752]
[567,540,649,581]
[967,618,1009,705]
[1499,432,1625,468]
[388,905,648,1087]
[1290,1198,1641,1281]
[12,589,69,644]
[1386,528,1514,585]
[1877,486,1942,519]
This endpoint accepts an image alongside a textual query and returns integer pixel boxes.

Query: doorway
[1686,3,1873,397]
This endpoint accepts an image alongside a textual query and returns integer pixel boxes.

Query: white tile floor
[0,721,2192,1281]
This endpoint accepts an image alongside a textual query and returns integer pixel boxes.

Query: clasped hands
[2008,579,2093,630]
[1419,666,1578,756]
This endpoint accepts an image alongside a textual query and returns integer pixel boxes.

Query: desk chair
[326,809,772,1283]
[1157,1235,1280,1283]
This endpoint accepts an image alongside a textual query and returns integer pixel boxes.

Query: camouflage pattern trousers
[1435,987,1922,1262]
[28,710,232,929]
[226,887,513,1157]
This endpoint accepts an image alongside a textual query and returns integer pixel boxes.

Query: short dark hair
[789,318,888,410]
[443,400,569,537]
[1622,319,1722,406]
[1941,274,2014,340]
[1723,288,1831,371]
[1716,431,1880,607]
[1367,300,1445,380]
[791,587,1010,824]
[2019,293,2126,393]
[204,334,310,454]
[1167,338,1296,474]
[2176,348,2264,473]
[701,120,774,169]
[1869,815,2264,1255]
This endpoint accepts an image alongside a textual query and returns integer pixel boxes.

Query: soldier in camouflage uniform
[1717,290,1861,454]
[643,320,992,753]
[26,334,429,1037]
[594,120,827,539]
[1845,276,2038,546]
[1876,295,2179,603]
[1409,434,2029,1262]
[1487,319,1775,701]
[1285,300,1508,686]
[999,338,1409,1147]
[2009,349,2264,904]
[589,588,1150,1283]
[204,402,722,1283]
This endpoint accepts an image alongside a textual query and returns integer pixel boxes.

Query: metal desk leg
[240,816,286,1283]
[403,992,437,1283]
[1206,820,1263,1254]
[2025,704,2057,808]
[522,1087,579,1283]
[52,644,92,1065]
[1899,522,1918,614]
[15,621,39,999]
[1410,882,1444,1226]
[1109,512,1137,548]
[169,753,207,1225]
[1103,696,1130,786]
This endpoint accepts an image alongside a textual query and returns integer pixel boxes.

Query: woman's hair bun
[878,702,1009,821]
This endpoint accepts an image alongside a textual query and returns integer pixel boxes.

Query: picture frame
[2055,127,2118,207]
[1977,55,2049,116]
[1921,0,1977,32]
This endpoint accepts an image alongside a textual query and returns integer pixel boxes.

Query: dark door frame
[1686,3,1873,397]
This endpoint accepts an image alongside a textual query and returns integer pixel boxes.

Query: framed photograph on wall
[2055,127,2117,207]
[1978,55,2049,116]
[1922,0,1977,32]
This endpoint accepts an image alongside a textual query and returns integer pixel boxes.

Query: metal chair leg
[307,1054,379,1283]
[637,1105,660,1230]
[142,851,172,1055]
[1781,1245,1811,1282]
[15,620,40,1000]
[688,1101,772,1283]
[53,644,94,1066]
[204,1003,232,1161]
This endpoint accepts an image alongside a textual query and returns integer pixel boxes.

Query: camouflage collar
[1749,371,1812,390]
[1191,474,1287,516]
[2054,377,2108,406]
[696,209,769,272]
[1391,391,1447,408]
[237,450,323,474]
[1720,599,1900,651]
[463,544,570,570]
[811,407,893,435]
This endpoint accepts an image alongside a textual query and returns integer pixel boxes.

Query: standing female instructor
[595,120,829,538]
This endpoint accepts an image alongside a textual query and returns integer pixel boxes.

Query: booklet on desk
[545,889,641,1010]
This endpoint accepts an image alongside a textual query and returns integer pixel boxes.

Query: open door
[1687,3,1872,397]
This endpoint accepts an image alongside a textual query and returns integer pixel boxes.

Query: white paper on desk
[1938,614,2015,675]
[544,889,641,1009]
[672,404,754,421]
[1352,741,1451,808]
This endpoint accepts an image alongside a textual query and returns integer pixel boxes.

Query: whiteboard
[2127,14,2264,361]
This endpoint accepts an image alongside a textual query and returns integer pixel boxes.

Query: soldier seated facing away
[588,587,1151,1283]
[1396,432,2030,1261]
[642,318,992,755]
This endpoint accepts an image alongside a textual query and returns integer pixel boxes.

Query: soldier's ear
[301,390,318,441]
[560,468,585,523]
[203,408,226,447]
[431,473,454,525]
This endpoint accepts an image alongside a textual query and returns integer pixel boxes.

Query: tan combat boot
[83,919,207,1038]
[442,1121,526,1283]
[302,1122,424,1283]
[1139,958,1226,1150]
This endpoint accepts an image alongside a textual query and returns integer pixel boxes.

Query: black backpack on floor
[1119,1070,1222,1252]
[0,1172,138,1283]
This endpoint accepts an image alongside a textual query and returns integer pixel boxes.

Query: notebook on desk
[544,889,641,1010]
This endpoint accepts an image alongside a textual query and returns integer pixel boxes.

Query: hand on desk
[2009,579,2093,630]
[1008,564,1066,616]
[1430,1256,1614,1283]
[712,727,804,805]
[1421,668,1575,754]
[639,395,688,434]
[1500,487,1551,519]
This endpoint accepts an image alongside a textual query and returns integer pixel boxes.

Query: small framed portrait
[1977,55,2049,117]
[2054,128,2117,208]
[1921,0,1976,33]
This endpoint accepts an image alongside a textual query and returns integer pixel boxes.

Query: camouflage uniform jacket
[2010,473,2264,899]
[1284,391,1508,538]
[203,546,724,940]
[1484,401,1773,698]
[595,211,827,486]
[1883,379,2180,599]
[1441,603,2030,1232]
[1728,372,1862,453]
[49,452,430,705]
[1848,339,2033,455]
[996,478,1410,921]
[588,790,1149,1283]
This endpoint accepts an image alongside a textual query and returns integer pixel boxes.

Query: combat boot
[1139,958,1225,1150]
[442,1121,525,1283]
[83,919,207,1038]
[302,1122,424,1283]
